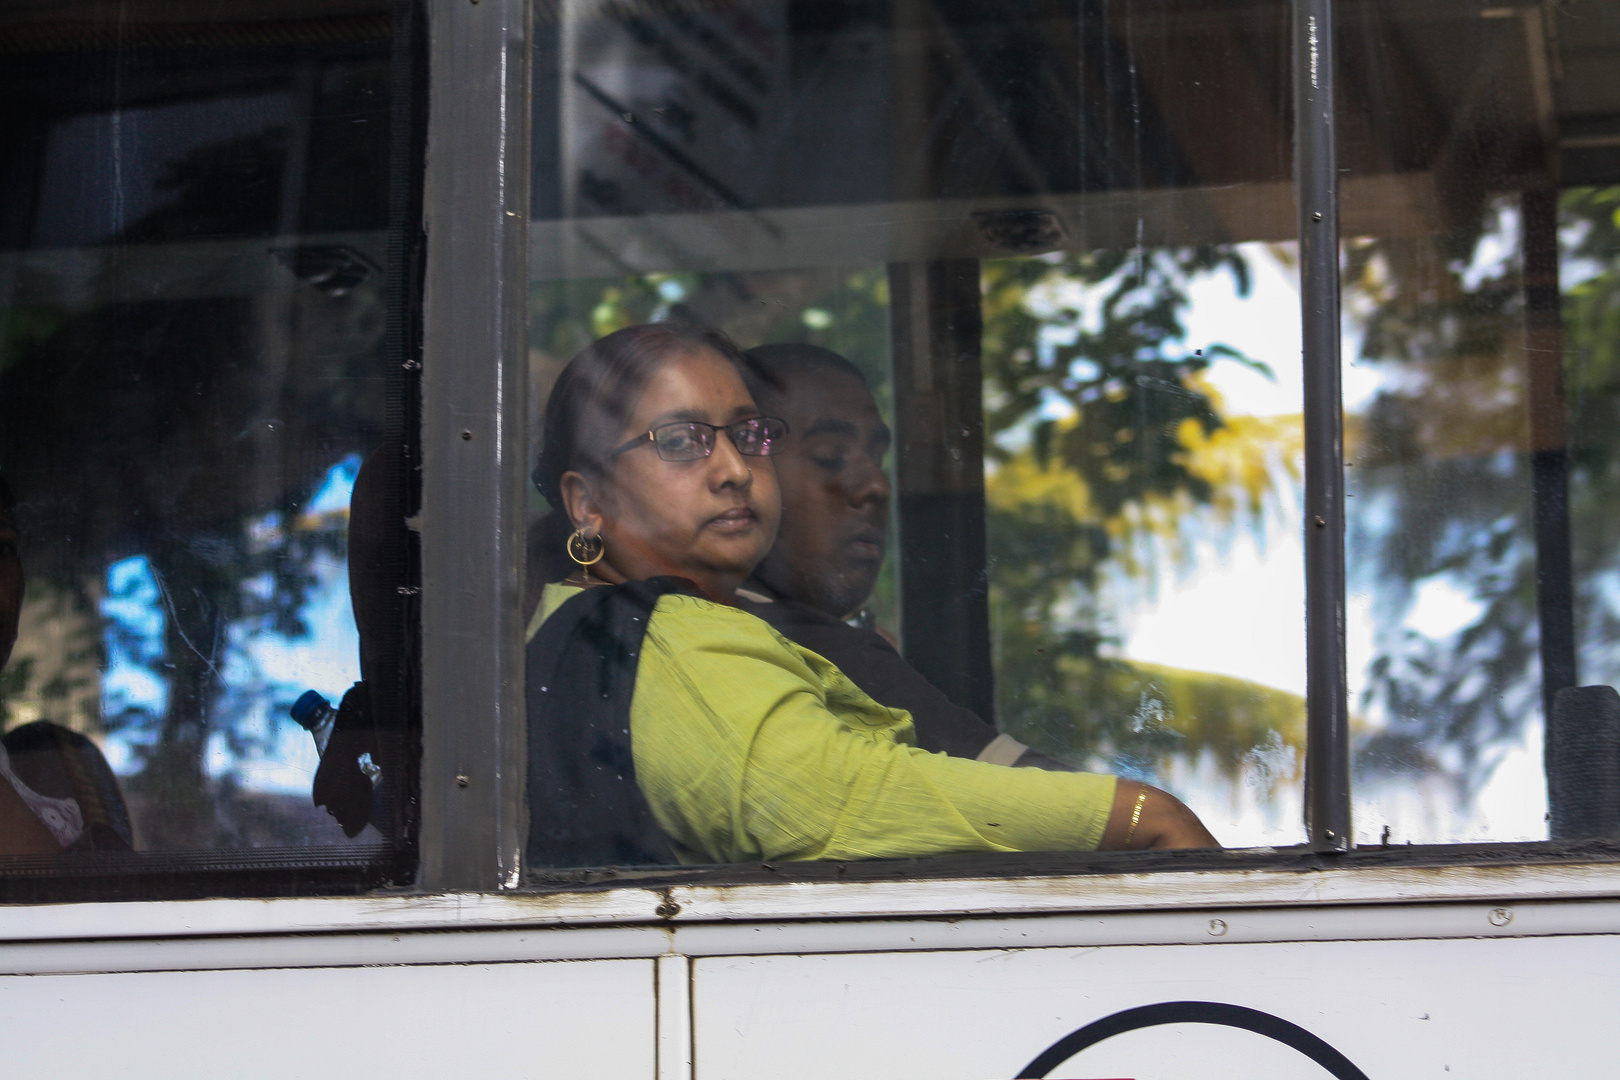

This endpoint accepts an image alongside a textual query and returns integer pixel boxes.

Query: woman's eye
[811,455,845,472]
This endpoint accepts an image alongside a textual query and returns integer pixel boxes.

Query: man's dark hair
[739,343,868,415]
[532,321,749,508]
[0,474,12,513]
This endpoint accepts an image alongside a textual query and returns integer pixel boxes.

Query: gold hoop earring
[567,529,605,567]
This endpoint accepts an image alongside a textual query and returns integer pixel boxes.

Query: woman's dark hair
[532,322,750,509]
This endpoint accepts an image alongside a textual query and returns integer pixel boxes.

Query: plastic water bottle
[290,690,338,756]
[290,689,383,787]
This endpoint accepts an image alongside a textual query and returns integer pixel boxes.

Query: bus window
[0,1,421,891]
[523,0,1304,874]
[1340,1,1620,845]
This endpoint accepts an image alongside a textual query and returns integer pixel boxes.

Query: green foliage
[0,302,65,381]
[980,247,1301,781]
[1001,652,1302,790]
[0,576,104,735]
[1564,190,1620,464]
[1564,187,1620,658]
[981,247,1261,518]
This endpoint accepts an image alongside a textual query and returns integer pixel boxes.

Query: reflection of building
[560,0,791,221]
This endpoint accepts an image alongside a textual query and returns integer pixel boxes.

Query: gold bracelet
[1123,787,1148,847]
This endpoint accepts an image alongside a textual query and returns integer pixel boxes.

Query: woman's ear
[558,471,603,537]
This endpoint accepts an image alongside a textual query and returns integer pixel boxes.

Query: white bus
[2,1,1619,1076]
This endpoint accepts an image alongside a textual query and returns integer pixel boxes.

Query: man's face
[0,501,21,672]
[752,369,891,618]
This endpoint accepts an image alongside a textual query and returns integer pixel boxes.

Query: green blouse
[536,583,1117,864]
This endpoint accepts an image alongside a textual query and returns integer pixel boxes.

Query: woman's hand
[0,777,62,856]
[1098,780,1219,850]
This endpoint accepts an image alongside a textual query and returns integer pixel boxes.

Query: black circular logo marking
[1015,1000,1371,1080]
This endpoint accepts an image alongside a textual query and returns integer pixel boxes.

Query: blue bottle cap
[290,690,330,730]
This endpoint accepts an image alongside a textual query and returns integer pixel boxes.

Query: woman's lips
[707,506,758,532]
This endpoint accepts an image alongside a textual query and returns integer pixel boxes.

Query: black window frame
[429,0,1620,895]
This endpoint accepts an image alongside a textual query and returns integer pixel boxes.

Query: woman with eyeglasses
[526,322,1215,869]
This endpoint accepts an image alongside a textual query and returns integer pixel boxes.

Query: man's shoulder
[738,594,893,646]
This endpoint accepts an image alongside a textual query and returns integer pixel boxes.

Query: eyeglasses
[612,416,789,461]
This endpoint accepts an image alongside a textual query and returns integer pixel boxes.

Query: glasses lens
[732,417,786,456]
[652,423,713,460]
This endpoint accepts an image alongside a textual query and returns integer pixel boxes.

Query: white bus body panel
[0,864,1614,1079]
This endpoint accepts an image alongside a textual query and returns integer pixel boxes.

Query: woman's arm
[633,599,1206,863]
[1098,780,1218,850]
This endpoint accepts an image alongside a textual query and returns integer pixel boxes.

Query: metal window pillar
[1295,0,1351,852]
[1523,187,1576,725]
[418,0,532,891]
[888,259,998,724]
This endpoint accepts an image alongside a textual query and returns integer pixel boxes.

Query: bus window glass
[525,0,1304,877]
[1341,1,1620,844]
[0,1,420,881]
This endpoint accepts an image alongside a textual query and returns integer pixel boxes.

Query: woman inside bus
[526,323,1217,868]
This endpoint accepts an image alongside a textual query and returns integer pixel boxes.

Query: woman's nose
[708,430,753,489]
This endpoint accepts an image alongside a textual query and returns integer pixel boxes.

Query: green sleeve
[629,596,1117,864]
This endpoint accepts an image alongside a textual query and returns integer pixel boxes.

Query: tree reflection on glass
[979,248,1304,836]
[1345,188,1620,841]
[0,57,396,848]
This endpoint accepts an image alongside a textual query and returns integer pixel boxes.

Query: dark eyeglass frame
[611,417,790,462]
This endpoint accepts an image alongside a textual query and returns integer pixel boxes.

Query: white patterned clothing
[0,739,82,848]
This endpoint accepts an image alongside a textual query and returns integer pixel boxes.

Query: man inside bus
[0,475,132,854]
[735,343,1070,771]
